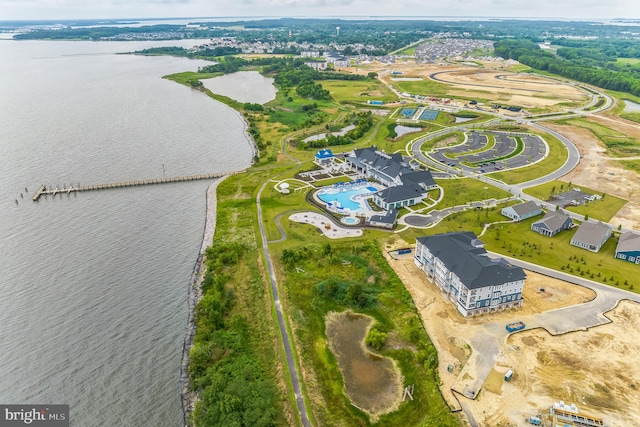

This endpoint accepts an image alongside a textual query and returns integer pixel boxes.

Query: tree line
[189,242,278,427]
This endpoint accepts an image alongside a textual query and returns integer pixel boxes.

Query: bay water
[0,39,254,426]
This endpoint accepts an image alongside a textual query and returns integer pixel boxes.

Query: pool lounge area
[316,183,380,217]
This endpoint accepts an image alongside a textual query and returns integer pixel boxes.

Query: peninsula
[151,18,640,427]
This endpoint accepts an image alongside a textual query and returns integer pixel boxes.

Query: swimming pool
[318,186,378,213]
[341,217,360,225]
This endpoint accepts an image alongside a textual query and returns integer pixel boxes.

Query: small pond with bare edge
[325,311,403,419]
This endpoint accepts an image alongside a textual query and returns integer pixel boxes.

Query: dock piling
[31,170,245,202]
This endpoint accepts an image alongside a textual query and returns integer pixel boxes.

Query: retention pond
[325,311,403,419]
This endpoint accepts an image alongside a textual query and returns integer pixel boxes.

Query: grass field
[482,218,638,292]
[270,238,461,427]
[322,79,398,104]
[391,78,452,98]
[436,178,511,209]
[523,180,627,222]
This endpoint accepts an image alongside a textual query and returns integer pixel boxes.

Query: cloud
[0,0,637,20]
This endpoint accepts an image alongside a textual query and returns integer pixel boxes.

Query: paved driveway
[451,252,640,400]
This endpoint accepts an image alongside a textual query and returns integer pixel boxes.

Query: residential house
[570,221,611,252]
[304,60,327,70]
[615,231,640,264]
[414,231,526,317]
[501,200,542,222]
[301,50,320,58]
[531,210,573,237]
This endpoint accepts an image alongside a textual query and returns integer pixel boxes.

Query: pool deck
[289,212,363,239]
[316,184,381,217]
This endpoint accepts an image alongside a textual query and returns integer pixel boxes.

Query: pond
[303,124,356,142]
[394,125,421,138]
[623,99,640,113]
[455,116,474,123]
[201,71,277,104]
[325,311,402,419]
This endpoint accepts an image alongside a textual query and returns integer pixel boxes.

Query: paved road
[451,251,640,400]
[256,181,311,427]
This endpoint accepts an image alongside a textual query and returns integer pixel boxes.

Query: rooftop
[417,231,526,289]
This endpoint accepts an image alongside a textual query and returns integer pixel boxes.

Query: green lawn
[399,203,510,243]
[435,178,512,209]
[483,218,638,292]
[391,78,452,98]
[523,180,627,222]
[322,79,398,104]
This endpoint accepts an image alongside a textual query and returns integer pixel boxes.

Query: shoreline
[180,176,227,426]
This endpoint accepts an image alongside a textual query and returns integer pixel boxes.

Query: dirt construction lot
[545,115,640,230]
[362,61,588,111]
[383,239,640,427]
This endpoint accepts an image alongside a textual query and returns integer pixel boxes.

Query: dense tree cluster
[190,242,277,427]
[296,81,331,100]
[199,56,249,74]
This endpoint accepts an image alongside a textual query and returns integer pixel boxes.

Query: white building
[414,232,526,317]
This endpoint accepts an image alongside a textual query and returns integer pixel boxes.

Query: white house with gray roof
[414,231,526,317]
[531,210,573,237]
[501,200,542,222]
[570,221,611,252]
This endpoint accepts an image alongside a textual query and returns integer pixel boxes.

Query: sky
[0,0,639,21]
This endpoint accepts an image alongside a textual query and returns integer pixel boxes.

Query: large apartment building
[414,231,526,317]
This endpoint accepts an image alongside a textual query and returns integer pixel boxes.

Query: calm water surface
[623,99,640,113]
[201,71,277,104]
[0,39,253,426]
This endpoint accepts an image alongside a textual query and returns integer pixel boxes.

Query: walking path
[256,178,311,427]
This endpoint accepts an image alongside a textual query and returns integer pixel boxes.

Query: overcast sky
[1,0,638,21]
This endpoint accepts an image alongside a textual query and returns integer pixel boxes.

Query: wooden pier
[32,170,245,201]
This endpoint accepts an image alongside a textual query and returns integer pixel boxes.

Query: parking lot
[428,131,547,174]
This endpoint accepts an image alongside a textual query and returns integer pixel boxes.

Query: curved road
[253,70,615,424]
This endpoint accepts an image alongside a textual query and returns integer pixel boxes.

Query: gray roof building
[414,231,526,317]
[346,146,436,211]
[501,200,542,221]
[615,231,640,264]
[531,210,572,237]
[367,209,398,229]
[570,221,612,252]
[416,232,526,289]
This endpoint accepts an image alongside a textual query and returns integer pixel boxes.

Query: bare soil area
[366,62,587,111]
[544,119,640,229]
[381,238,640,427]
[325,311,403,421]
